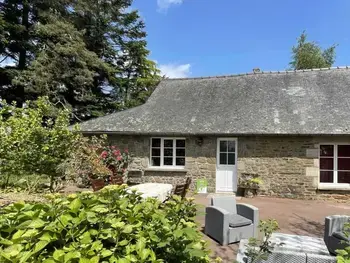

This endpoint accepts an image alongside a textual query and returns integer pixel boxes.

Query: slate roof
[79,67,350,135]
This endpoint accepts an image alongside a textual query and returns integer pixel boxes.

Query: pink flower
[100,151,108,159]
[111,146,116,150]
[113,150,121,156]
[124,149,129,153]
[117,155,122,161]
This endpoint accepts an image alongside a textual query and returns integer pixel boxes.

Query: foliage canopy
[290,31,336,70]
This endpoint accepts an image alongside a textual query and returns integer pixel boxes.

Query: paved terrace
[194,195,350,263]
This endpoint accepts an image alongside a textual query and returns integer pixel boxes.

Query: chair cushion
[228,214,252,228]
[332,231,350,241]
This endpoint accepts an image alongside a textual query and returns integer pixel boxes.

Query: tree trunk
[16,0,30,106]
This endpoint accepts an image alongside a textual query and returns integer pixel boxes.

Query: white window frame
[149,137,186,168]
[319,143,350,189]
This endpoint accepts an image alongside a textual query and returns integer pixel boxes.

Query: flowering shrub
[100,146,130,176]
[60,136,112,184]
[0,186,211,262]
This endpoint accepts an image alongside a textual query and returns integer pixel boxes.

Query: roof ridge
[163,66,350,81]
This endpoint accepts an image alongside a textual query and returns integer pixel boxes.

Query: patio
[195,195,350,262]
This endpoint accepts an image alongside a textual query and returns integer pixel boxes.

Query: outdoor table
[128,183,173,202]
[236,233,336,263]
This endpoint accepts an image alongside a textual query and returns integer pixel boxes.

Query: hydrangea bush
[0,185,211,262]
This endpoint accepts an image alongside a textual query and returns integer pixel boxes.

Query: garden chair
[173,177,191,198]
[324,215,350,255]
[205,196,259,245]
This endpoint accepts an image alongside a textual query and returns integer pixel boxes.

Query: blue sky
[133,0,350,78]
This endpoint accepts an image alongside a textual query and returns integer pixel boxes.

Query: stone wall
[108,135,217,192]
[108,134,350,198]
[237,136,317,198]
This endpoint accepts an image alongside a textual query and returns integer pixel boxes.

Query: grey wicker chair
[204,196,259,245]
[324,215,350,255]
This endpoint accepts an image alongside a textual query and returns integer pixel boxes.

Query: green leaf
[90,256,99,263]
[69,198,82,213]
[0,238,13,246]
[80,231,91,244]
[187,248,206,258]
[136,238,145,251]
[91,241,103,251]
[22,229,39,238]
[140,249,150,261]
[64,251,81,262]
[100,249,113,258]
[53,249,65,261]
[79,258,90,263]
[13,201,25,211]
[118,240,128,246]
[122,225,133,234]
[60,213,73,226]
[12,229,25,240]
[4,244,22,257]
[28,219,46,229]
[39,232,53,241]
[33,240,49,254]
[19,251,33,263]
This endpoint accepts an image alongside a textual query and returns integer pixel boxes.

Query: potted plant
[239,173,263,198]
[100,146,131,185]
[88,157,112,191]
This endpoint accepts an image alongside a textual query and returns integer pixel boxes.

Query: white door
[216,138,237,192]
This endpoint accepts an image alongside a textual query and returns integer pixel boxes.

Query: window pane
[228,141,235,152]
[338,171,350,183]
[176,149,185,157]
[176,158,185,166]
[320,158,334,170]
[164,148,173,157]
[151,148,160,157]
[320,171,333,183]
[220,141,227,152]
[176,140,185,148]
[320,145,334,157]
[151,157,160,166]
[338,158,350,171]
[164,140,173,147]
[164,157,173,165]
[228,153,235,165]
[152,138,161,147]
[338,145,350,157]
[219,153,227,165]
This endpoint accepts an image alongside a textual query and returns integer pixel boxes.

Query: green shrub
[0,185,210,263]
[336,222,350,263]
[0,97,80,192]
[241,219,279,263]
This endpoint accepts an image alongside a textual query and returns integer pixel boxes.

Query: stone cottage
[79,67,350,198]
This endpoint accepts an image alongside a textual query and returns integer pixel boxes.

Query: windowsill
[145,167,188,173]
[318,184,350,191]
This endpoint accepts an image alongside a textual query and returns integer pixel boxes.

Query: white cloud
[157,0,184,12]
[159,63,191,78]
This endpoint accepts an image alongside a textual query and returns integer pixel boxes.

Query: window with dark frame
[219,140,236,165]
[320,144,350,184]
[151,138,185,167]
